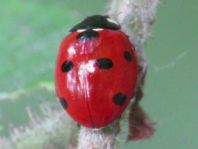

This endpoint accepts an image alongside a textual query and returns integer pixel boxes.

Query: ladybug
[55,15,138,128]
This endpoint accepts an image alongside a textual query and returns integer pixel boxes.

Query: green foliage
[0,0,78,92]
[0,0,80,136]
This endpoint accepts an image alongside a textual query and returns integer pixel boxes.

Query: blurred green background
[0,0,197,149]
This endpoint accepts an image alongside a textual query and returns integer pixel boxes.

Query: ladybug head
[70,15,121,32]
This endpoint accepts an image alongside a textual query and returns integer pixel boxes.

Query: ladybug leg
[134,62,147,102]
[131,60,147,104]
[127,59,155,141]
[139,61,147,88]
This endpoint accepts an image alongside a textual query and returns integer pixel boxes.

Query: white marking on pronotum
[77,29,86,33]
[107,18,119,25]
[93,28,104,31]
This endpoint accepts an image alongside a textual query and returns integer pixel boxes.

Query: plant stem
[77,0,159,148]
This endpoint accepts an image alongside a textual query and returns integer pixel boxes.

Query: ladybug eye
[124,51,132,62]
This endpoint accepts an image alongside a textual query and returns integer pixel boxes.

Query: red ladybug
[55,15,138,128]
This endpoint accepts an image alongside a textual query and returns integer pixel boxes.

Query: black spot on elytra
[77,29,99,40]
[61,61,74,72]
[96,58,113,69]
[124,51,132,62]
[113,93,126,106]
[70,15,120,32]
[59,98,68,109]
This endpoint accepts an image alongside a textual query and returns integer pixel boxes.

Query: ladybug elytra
[55,15,138,128]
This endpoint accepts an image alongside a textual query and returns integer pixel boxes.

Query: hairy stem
[78,121,120,149]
